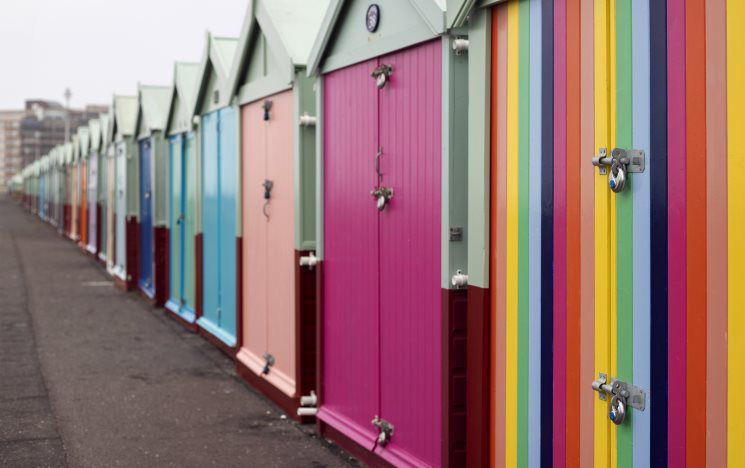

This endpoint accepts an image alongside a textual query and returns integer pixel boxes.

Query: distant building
[0,100,108,191]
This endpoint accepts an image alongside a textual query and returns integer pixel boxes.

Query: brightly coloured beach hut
[226,0,328,420]
[109,95,139,290]
[76,127,90,251]
[306,0,474,465]
[64,142,75,239]
[134,84,171,306]
[88,119,102,258]
[98,112,112,266]
[163,62,200,329]
[190,33,240,354]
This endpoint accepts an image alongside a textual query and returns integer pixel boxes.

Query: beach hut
[225,0,328,420]
[53,146,66,233]
[88,119,102,258]
[134,84,171,306]
[109,95,139,290]
[306,1,474,465]
[64,142,75,239]
[77,128,90,250]
[457,0,745,466]
[98,113,112,265]
[163,62,200,329]
[190,33,240,354]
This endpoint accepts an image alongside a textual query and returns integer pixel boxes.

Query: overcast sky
[0,0,247,110]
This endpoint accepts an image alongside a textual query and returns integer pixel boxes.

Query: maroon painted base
[197,327,237,359]
[442,288,468,467]
[236,358,301,421]
[95,203,102,257]
[295,250,317,424]
[318,422,393,468]
[163,306,198,332]
[153,226,168,308]
[235,236,243,350]
[467,285,490,468]
[125,217,139,290]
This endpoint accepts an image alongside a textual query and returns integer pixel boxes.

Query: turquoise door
[167,133,196,323]
[139,139,154,297]
[198,109,237,346]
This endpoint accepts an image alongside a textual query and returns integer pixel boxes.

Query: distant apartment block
[0,100,108,190]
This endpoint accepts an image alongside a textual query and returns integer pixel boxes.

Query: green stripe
[615,0,634,466]
[517,1,531,466]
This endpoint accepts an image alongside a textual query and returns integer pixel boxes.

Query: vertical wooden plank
[579,0,595,465]
[517,2,531,466]
[728,0,745,464]
[565,0,581,464]
[506,3,520,466]
[631,0,651,465]
[528,0,543,465]
[667,0,687,464]
[593,0,611,466]
[705,0,727,465]
[685,0,707,465]
[649,0,669,464]
[553,1,568,465]
[540,1,555,465]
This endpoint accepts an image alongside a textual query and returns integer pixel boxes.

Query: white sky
[0,0,247,109]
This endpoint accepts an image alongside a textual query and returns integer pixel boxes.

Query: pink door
[376,40,442,467]
[320,57,381,451]
[240,90,298,396]
[321,39,442,466]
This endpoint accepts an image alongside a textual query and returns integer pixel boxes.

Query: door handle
[370,186,393,211]
[591,373,646,425]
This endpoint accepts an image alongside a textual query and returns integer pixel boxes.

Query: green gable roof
[165,61,201,135]
[191,33,240,116]
[136,85,171,139]
[111,95,138,140]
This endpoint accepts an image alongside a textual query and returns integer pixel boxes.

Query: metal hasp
[262,100,273,121]
[371,64,393,89]
[592,147,646,193]
[371,416,394,446]
[262,352,275,375]
[591,373,646,426]
[371,186,393,211]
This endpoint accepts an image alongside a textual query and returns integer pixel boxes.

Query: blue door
[39,175,45,218]
[198,109,237,346]
[139,139,154,297]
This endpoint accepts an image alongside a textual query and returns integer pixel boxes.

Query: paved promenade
[0,197,355,468]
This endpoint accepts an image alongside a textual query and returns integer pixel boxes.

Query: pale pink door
[240,90,298,396]
[376,40,442,467]
[319,58,381,450]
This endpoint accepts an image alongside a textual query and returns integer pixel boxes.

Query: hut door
[375,40,442,467]
[106,149,116,267]
[139,140,154,296]
[183,134,196,314]
[80,162,87,245]
[88,152,98,253]
[169,135,184,310]
[321,58,381,450]
[115,143,127,276]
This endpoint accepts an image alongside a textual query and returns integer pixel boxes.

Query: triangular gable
[64,142,73,165]
[165,62,200,135]
[447,0,476,28]
[77,127,90,159]
[100,113,111,149]
[191,33,239,117]
[135,85,171,140]
[307,0,446,75]
[227,0,330,103]
[89,119,102,153]
[111,95,138,141]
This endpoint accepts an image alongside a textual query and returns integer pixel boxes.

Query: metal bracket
[262,352,275,375]
[371,64,393,89]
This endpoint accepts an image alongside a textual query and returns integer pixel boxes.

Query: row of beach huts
[9,0,745,467]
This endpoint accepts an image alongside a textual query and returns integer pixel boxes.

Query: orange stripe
[578,0,595,466]
[565,0,581,465]
[705,0,728,465]
[490,6,509,467]
[685,0,707,466]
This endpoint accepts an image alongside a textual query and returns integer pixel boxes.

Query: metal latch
[371,416,394,446]
[262,352,275,375]
[299,252,318,269]
[591,373,646,425]
[592,147,645,193]
[371,64,393,89]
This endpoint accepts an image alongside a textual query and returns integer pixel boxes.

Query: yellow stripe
[728,0,745,464]
[608,1,618,466]
[594,1,612,467]
[506,2,519,466]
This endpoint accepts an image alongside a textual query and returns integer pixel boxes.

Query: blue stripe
[540,1,553,466]
[631,0,651,466]
[528,1,542,467]
[649,0,668,466]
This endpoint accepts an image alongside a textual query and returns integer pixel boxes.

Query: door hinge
[591,373,646,425]
[371,416,394,446]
